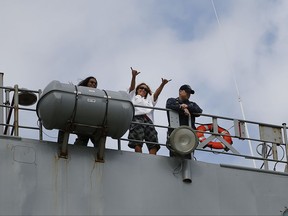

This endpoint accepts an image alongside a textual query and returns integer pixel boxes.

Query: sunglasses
[139,86,148,92]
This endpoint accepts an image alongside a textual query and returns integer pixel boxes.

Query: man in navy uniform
[166,84,203,159]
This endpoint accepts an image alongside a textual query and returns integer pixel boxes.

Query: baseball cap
[179,84,195,94]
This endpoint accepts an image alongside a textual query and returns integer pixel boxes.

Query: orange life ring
[196,124,233,150]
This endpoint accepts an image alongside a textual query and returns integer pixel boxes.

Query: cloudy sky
[1,0,288,170]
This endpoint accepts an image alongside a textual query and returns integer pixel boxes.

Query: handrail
[0,85,42,139]
[0,84,287,173]
[121,104,288,172]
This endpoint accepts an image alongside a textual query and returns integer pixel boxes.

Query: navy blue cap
[179,84,195,94]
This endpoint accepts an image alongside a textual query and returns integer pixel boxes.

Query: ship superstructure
[0,74,288,216]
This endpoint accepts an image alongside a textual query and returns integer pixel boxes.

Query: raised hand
[131,67,140,77]
[161,78,172,85]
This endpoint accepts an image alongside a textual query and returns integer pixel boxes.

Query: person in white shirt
[127,67,170,155]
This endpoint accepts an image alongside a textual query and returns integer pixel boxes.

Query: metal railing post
[0,72,3,135]
[282,123,288,172]
[117,139,121,150]
[262,142,269,170]
[4,89,11,135]
[38,89,43,140]
[13,85,19,136]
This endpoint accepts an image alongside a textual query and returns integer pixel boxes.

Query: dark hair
[135,82,152,98]
[77,76,97,87]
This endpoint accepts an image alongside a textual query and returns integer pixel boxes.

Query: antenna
[210,0,256,168]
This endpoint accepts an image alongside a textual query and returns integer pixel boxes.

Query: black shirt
[166,97,203,130]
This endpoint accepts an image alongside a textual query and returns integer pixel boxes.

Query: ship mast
[210,0,256,168]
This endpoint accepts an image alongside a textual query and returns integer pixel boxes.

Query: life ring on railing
[196,124,233,150]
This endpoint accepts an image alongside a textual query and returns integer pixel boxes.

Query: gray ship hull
[1,135,287,215]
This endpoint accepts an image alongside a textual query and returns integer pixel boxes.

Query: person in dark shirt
[166,84,203,159]
[57,76,98,146]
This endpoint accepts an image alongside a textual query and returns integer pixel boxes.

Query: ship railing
[0,84,43,139]
[196,112,288,172]
[118,104,288,173]
[0,83,288,173]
